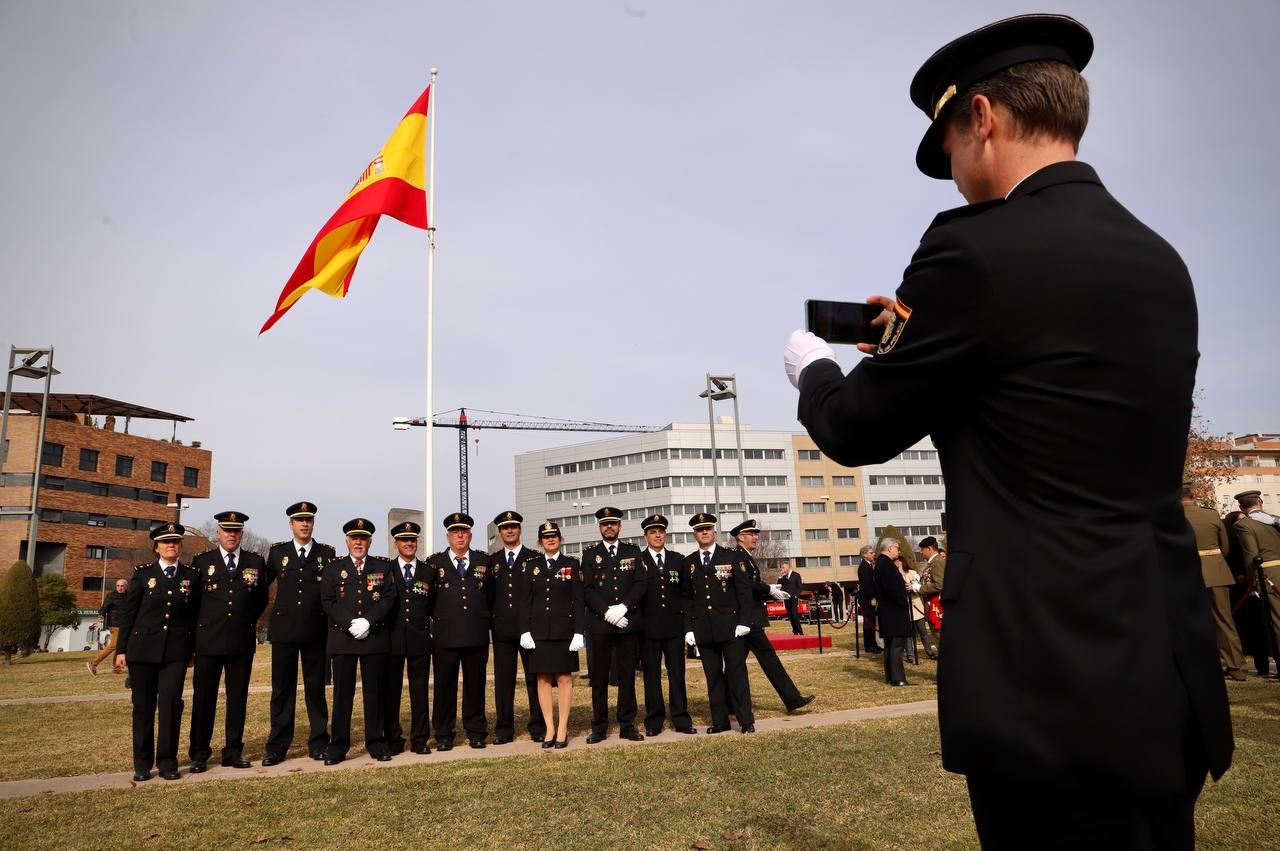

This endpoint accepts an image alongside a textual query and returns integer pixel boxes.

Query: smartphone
[805,299,884,345]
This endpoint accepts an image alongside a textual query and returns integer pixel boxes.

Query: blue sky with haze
[2,1,1276,550]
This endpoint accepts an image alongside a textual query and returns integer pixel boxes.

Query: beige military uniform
[1183,502,1244,676]
[919,552,946,598]
[1237,512,1280,661]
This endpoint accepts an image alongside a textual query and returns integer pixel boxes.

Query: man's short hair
[878,538,902,554]
[859,545,875,557]
[951,60,1090,150]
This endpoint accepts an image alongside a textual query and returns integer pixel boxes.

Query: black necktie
[227,552,236,575]
[547,559,555,571]
[507,551,515,569]
[656,552,664,571]
[404,563,413,583]
[164,564,175,581]
[702,551,711,567]
[299,547,307,562]
[456,557,466,577]
[608,544,616,559]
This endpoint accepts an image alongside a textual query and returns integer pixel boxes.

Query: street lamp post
[0,346,59,570]
[699,374,749,525]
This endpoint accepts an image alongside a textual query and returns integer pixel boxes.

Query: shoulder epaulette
[134,562,150,571]
[273,540,288,548]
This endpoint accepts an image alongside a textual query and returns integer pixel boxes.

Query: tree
[36,573,81,651]
[1184,395,1238,510]
[0,561,40,664]
[877,525,920,571]
[753,531,792,581]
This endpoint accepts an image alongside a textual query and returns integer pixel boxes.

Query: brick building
[0,394,211,611]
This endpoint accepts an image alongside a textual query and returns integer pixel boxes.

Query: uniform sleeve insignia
[876,299,912,355]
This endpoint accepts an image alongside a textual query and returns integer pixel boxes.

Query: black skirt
[528,639,579,674]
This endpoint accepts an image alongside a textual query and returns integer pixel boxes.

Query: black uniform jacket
[680,545,752,644]
[116,562,201,664]
[266,540,336,644]
[190,548,270,655]
[797,161,1232,792]
[387,558,433,657]
[735,548,772,630]
[641,548,686,639]
[583,540,647,636]
[872,555,910,638]
[488,545,540,642]
[521,553,585,641]
[426,549,494,649]
[320,556,398,655]
[856,559,878,606]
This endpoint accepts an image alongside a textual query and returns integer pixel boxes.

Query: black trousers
[265,639,329,758]
[329,653,387,759]
[189,651,254,762]
[384,652,430,751]
[859,600,880,651]
[698,638,753,728]
[492,637,544,739]
[589,631,639,733]
[742,626,803,708]
[128,658,187,773]
[883,635,907,684]
[966,773,1203,850]
[785,599,803,634]
[641,634,692,732]
[432,644,489,742]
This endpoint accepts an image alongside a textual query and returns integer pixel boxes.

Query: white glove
[783,330,837,389]
[910,579,922,593]
[616,616,630,629]
[684,631,697,647]
[604,603,627,625]
[348,617,370,638]
[769,584,790,601]
[569,634,584,652]
[519,631,536,650]
[734,625,751,638]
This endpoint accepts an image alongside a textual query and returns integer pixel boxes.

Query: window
[872,501,889,512]
[839,554,859,566]
[85,545,106,559]
[800,476,824,488]
[832,475,855,487]
[79,449,100,472]
[41,442,64,466]
[150,491,168,504]
[802,502,827,513]
[764,449,785,460]
[82,576,104,592]
[835,501,857,512]
[42,475,65,491]
[798,449,821,461]
[796,556,830,567]
[115,455,133,477]
[747,502,789,514]
[87,514,107,527]
[88,482,108,496]
[39,509,62,522]
[151,461,167,483]
[183,466,199,487]
[760,529,792,542]
[109,484,139,500]
[837,527,861,539]
[804,529,829,541]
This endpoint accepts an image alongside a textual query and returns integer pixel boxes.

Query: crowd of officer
[112,502,814,781]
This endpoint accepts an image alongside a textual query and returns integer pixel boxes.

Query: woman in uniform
[114,523,201,781]
[520,522,585,748]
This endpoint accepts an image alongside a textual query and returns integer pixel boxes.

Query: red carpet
[768,634,832,651]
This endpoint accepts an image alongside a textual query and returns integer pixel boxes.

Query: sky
[2,0,1277,552]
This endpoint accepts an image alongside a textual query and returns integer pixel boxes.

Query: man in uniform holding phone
[783,14,1231,846]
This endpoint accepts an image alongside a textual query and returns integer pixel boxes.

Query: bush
[0,561,40,664]
[36,573,81,650]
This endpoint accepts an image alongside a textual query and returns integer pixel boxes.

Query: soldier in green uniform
[1235,490,1280,668]
[1181,485,1246,680]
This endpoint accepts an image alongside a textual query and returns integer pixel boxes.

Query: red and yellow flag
[260,85,431,334]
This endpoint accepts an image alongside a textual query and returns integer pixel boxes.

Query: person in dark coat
[320,518,398,764]
[426,512,495,750]
[488,510,545,744]
[521,522,585,748]
[785,14,1232,847]
[872,540,911,686]
[856,546,881,653]
[263,500,336,765]
[384,521,433,755]
[778,562,804,634]
[88,577,129,675]
[114,523,200,781]
[638,514,696,736]
[188,511,269,772]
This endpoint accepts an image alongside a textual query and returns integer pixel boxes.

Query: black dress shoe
[188,761,208,774]
[585,732,607,744]
[374,753,392,762]
[541,739,556,749]
[221,757,252,769]
[261,755,285,767]
[787,695,816,712]
[620,728,644,742]
[468,739,486,749]
[323,755,343,766]
[530,733,545,743]
[554,738,568,749]
[645,728,663,737]
[160,768,181,780]
[412,743,432,755]
[436,740,453,752]
[133,770,152,782]
[706,725,731,734]
[741,725,756,734]
[674,727,698,735]
[309,752,326,761]
[493,734,513,745]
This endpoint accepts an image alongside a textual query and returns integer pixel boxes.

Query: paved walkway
[0,699,937,800]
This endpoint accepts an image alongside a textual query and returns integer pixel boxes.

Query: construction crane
[393,407,664,513]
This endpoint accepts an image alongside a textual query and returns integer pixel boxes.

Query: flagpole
[425,67,438,554]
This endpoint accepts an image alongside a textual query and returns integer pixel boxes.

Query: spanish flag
[259,85,431,334]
